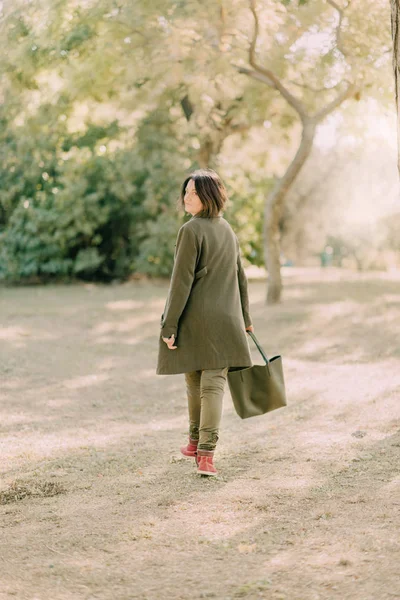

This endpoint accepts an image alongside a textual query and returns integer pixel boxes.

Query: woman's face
[184,179,204,216]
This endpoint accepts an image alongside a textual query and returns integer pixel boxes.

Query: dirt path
[1,269,399,600]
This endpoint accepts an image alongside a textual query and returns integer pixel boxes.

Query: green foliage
[0,99,189,281]
[62,121,120,152]
[223,170,270,268]
[134,212,183,277]
[0,0,394,283]
[0,153,136,282]
[62,23,94,51]
[0,102,68,228]
[130,108,192,275]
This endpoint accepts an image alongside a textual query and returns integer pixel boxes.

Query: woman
[156,169,254,477]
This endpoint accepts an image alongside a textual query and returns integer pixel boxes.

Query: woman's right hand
[162,334,177,350]
[245,325,254,333]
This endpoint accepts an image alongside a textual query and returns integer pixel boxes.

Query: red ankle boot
[197,449,217,476]
[180,437,198,458]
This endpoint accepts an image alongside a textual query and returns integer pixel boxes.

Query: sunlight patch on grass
[92,316,154,335]
[1,414,188,470]
[105,300,145,311]
[0,326,58,346]
[0,326,29,341]
[63,373,110,390]
[2,379,25,390]
[0,411,50,427]
[258,475,314,490]
[381,293,400,304]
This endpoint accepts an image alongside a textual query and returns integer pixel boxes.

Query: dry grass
[0,268,399,600]
[0,480,66,505]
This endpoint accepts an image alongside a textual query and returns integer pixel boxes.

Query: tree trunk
[391,0,400,174]
[265,120,316,304]
[197,137,213,168]
[197,127,233,169]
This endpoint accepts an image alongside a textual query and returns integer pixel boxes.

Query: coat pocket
[194,265,208,280]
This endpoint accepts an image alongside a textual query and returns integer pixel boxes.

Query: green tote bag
[227,331,287,419]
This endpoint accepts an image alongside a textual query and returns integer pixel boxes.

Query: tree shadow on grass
[1,367,399,599]
[249,276,400,364]
[2,274,400,598]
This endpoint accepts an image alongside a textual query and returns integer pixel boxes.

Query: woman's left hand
[245,325,254,333]
[162,334,177,350]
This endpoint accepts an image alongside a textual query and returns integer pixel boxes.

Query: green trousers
[184,367,229,451]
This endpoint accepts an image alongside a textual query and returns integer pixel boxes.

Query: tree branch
[390,0,400,174]
[290,80,344,94]
[236,65,276,87]
[247,0,307,120]
[240,1,357,125]
[327,0,353,60]
[229,122,252,134]
[313,81,356,121]
[307,1,356,120]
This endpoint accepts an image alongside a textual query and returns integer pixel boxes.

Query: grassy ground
[1,268,399,600]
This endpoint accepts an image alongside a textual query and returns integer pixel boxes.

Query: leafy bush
[0,104,191,282]
[0,151,138,282]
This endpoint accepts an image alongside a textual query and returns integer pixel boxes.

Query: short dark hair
[178,169,228,218]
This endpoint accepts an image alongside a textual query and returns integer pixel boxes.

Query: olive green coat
[156,213,254,375]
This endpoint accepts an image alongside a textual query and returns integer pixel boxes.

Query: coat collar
[191,212,223,219]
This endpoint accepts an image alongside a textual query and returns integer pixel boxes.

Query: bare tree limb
[290,80,345,94]
[307,2,356,121]
[236,65,277,88]
[327,0,347,56]
[236,0,360,304]
[247,0,308,120]
[229,122,252,134]
[327,0,355,63]
[391,0,400,174]
[313,81,356,121]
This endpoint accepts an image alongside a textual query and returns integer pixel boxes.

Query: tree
[239,0,353,302]
[236,0,390,303]
[391,0,400,174]
[0,0,392,283]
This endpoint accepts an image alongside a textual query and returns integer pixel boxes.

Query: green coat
[156,213,253,375]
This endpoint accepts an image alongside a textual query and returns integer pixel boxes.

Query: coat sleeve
[236,238,252,328]
[160,225,199,339]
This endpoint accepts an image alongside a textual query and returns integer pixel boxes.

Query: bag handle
[246,330,270,365]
